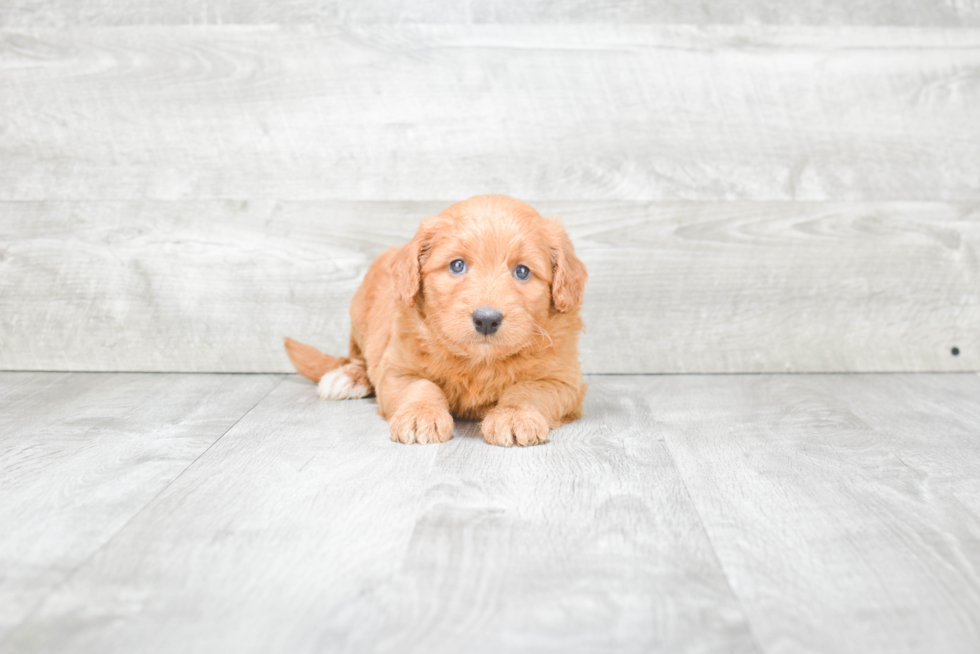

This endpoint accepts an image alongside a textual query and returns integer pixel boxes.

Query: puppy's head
[392,195,587,359]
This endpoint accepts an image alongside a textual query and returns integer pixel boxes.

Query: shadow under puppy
[285,194,588,446]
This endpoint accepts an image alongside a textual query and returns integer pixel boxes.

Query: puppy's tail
[283,337,347,383]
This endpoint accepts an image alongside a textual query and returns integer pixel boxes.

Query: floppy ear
[391,216,440,307]
[548,220,588,313]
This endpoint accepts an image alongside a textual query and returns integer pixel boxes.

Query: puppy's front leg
[482,379,583,447]
[380,376,454,445]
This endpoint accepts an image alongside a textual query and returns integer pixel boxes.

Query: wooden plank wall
[1,3,978,373]
[3,1,980,26]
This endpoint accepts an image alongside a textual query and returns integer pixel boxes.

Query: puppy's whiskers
[531,321,555,350]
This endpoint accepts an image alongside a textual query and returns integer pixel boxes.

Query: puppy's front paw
[389,403,454,445]
[482,406,549,447]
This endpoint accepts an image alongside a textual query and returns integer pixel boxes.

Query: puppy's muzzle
[472,307,503,336]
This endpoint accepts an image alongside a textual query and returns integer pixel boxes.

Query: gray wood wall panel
[2,375,759,654]
[1,201,976,374]
[2,16,977,374]
[2,26,979,202]
[3,0,980,27]
[0,371,283,643]
[656,373,980,653]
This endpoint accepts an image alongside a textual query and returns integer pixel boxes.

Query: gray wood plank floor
[0,372,283,643]
[2,372,978,653]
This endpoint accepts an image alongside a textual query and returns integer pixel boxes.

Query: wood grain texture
[656,373,980,653]
[1,374,759,654]
[1,201,976,374]
[4,372,980,652]
[3,0,980,27]
[0,372,283,642]
[1,25,979,202]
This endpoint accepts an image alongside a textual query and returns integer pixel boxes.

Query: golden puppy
[284,194,587,446]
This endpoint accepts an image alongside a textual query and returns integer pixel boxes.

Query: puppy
[284,194,587,446]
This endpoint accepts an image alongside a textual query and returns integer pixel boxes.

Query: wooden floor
[2,372,979,653]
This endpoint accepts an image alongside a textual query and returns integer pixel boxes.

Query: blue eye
[514,265,530,280]
[450,259,466,274]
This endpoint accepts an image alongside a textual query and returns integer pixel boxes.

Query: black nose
[472,307,503,336]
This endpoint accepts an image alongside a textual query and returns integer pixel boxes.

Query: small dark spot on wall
[951,347,960,356]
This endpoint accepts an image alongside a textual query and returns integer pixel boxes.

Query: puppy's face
[421,214,553,359]
[393,195,587,360]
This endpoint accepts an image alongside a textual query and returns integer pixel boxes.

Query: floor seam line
[0,373,287,648]
[659,434,769,654]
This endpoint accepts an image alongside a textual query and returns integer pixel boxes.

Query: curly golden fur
[285,194,587,446]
